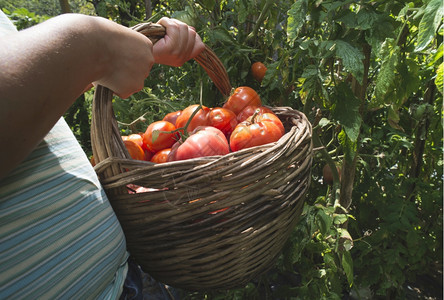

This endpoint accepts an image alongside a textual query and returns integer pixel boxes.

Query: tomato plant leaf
[415,0,444,52]
[332,40,365,84]
[387,105,403,131]
[332,82,362,142]
[261,61,280,90]
[316,208,333,236]
[151,129,160,143]
[323,252,338,272]
[299,65,329,106]
[287,0,307,46]
[338,129,357,164]
[372,38,399,106]
[342,250,354,287]
[436,62,443,93]
[209,26,236,45]
[198,0,216,11]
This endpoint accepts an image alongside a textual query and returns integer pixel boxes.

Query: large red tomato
[236,105,273,123]
[163,110,182,125]
[143,120,178,152]
[168,126,230,161]
[223,86,262,115]
[208,107,238,138]
[230,110,285,152]
[175,104,210,134]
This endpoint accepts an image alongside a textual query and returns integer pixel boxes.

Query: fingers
[154,17,205,67]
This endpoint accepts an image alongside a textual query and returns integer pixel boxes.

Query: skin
[0,14,204,180]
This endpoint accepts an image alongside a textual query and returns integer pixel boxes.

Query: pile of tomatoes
[120,86,285,164]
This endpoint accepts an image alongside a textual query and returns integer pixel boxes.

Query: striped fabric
[0,118,129,299]
[0,9,17,35]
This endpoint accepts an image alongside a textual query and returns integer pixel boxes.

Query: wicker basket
[91,22,313,291]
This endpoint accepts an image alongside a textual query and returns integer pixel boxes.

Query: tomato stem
[181,104,203,141]
[251,108,260,124]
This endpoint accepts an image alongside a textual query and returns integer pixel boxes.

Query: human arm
[0,14,204,180]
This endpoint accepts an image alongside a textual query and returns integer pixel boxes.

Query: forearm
[0,14,153,179]
[0,14,203,180]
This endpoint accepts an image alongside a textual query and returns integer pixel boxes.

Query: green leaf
[334,40,365,84]
[209,26,236,44]
[355,7,380,30]
[333,213,349,225]
[198,0,216,10]
[415,0,444,51]
[261,61,281,90]
[332,82,362,142]
[318,118,330,128]
[373,38,400,105]
[151,129,160,143]
[171,8,195,27]
[338,129,357,164]
[316,208,333,236]
[429,43,443,67]
[237,0,249,23]
[342,251,354,287]
[287,0,308,46]
[395,58,421,107]
[436,62,443,93]
[324,252,338,272]
[387,105,403,131]
[299,64,330,106]
[320,40,364,83]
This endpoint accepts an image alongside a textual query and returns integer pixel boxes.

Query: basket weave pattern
[91,23,313,290]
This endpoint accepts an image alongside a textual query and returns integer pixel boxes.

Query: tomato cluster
[120,86,285,164]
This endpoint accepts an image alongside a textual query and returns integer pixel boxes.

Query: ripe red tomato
[168,126,230,161]
[230,110,285,151]
[143,120,178,152]
[251,62,267,83]
[223,86,262,115]
[236,105,273,123]
[151,148,171,164]
[123,139,146,161]
[254,111,285,136]
[175,104,210,134]
[208,107,238,138]
[163,110,182,125]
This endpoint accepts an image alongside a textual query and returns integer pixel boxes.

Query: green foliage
[1,7,49,30]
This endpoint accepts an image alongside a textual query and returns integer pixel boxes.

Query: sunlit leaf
[373,38,399,105]
[287,0,308,46]
[335,40,365,84]
[436,62,443,93]
[415,0,444,51]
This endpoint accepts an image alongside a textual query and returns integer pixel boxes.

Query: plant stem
[312,130,341,206]
[246,0,274,45]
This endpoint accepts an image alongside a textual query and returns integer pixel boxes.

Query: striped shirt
[0,13,128,300]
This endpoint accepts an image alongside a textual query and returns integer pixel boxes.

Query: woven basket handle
[91,22,232,183]
[132,22,232,97]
